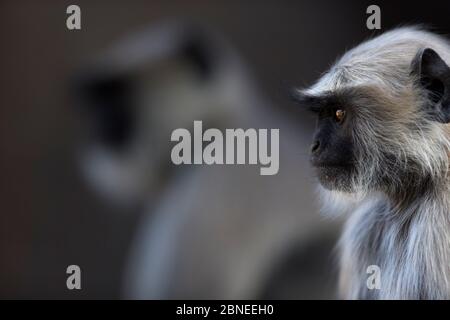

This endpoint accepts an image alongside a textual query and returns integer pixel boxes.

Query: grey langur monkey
[292,26,450,299]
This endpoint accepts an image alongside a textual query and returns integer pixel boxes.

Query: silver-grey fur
[302,26,450,299]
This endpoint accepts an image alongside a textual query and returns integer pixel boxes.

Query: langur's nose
[311,140,321,154]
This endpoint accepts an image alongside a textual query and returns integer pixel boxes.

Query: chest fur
[339,198,450,299]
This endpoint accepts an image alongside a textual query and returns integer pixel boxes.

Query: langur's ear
[411,47,450,123]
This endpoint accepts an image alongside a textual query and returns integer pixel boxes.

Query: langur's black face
[294,93,357,191]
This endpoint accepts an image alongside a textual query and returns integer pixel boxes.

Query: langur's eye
[335,109,346,123]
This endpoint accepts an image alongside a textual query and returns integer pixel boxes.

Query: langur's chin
[313,164,370,214]
[314,165,355,193]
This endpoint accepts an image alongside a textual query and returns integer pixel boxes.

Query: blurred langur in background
[74,22,340,299]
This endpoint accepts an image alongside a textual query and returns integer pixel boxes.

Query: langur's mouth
[310,159,354,169]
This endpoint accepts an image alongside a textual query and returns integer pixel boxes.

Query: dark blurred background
[1,0,450,299]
